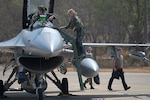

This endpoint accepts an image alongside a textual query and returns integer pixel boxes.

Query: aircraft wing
[0,32,26,53]
[62,42,150,54]
[83,43,150,47]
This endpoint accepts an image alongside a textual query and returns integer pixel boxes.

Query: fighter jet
[0,0,149,100]
[0,0,99,100]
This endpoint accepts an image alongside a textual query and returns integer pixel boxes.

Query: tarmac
[0,68,150,100]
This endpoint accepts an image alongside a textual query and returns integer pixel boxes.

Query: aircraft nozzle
[80,58,99,78]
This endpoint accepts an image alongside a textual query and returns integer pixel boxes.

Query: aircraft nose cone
[80,58,99,78]
[45,31,64,53]
[32,28,64,53]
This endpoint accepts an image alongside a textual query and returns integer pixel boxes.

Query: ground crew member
[108,47,131,91]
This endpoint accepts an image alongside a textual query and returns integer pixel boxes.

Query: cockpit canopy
[23,0,54,29]
[27,0,50,16]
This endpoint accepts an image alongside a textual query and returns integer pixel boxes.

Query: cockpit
[23,0,55,30]
[30,14,54,30]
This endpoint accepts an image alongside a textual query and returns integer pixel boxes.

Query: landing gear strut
[46,71,70,95]
[36,88,44,100]
[0,80,6,98]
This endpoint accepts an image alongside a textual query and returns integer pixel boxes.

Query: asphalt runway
[0,68,150,100]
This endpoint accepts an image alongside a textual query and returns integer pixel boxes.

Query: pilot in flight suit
[60,9,85,57]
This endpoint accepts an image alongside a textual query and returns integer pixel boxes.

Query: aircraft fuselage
[21,27,64,57]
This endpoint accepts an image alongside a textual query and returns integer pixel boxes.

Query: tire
[0,80,4,96]
[61,78,68,94]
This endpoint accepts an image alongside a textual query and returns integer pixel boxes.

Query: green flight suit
[65,16,85,56]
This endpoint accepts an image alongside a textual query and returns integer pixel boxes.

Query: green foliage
[0,0,22,41]
[0,0,149,66]
[0,0,149,43]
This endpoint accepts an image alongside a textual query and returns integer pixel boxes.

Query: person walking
[108,47,131,91]
[83,47,95,89]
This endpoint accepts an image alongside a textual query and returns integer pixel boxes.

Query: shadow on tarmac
[1,92,150,100]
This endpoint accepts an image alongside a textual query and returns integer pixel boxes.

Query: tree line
[0,0,150,67]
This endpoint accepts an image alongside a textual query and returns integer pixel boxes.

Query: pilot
[30,6,55,30]
[108,47,131,91]
[60,9,86,58]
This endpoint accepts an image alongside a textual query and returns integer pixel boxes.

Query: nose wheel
[0,80,4,96]
[61,78,68,94]
[0,80,6,98]
[58,78,73,96]
[46,72,72,96]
